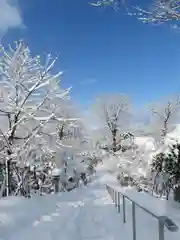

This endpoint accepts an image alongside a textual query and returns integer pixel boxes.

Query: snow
[51,168,62,176]
[152,124,180,157]
[134,136,156,152]
[97,171,180,239]
[1,170,180,240]
[0,180,124,240]
[99,135,158,179]
[166,124,180,143]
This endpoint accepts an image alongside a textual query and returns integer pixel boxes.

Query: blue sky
[1,0,180,108]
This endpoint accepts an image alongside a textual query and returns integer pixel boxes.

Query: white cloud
[0,0,23,33]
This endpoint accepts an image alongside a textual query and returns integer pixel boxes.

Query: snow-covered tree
[92,94,131,152]
[152,142,180,201]
[135,0,180,26]
[148,96,180,143]
[89,0,123,10]
[89,0,180,29]
[0,40,73,196]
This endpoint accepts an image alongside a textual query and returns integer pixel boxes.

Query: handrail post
[112,189,115,202]
[132,202,136,240]
[122,195,126,223]
[158,220,164,240]
[117,192,120,213]
[115,191,117,208]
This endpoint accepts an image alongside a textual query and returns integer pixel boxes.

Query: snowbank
[51,168,62,176]
[134,136,156,152]
[166,124,180,143]
[1,169,180,240]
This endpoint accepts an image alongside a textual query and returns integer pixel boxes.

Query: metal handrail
[106,184,179,240]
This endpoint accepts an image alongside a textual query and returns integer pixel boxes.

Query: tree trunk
[173,186,180,202]
[7,159,11,195]
[59,125,64,140]
[112,130,117,152]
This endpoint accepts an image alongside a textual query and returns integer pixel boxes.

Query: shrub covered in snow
[152,142,180,202]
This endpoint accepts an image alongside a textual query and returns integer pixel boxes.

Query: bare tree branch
[93,94,130,152]
[150,96,180,140]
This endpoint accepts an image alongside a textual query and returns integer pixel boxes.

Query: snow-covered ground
[0,179,124,240]
[1,171,180,240]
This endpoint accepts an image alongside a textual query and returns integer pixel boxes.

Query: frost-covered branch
[135,0,180,24]
[89,0,180,28]
[150,96,180,140]
[93,94,131,152]
[0,40,74,196]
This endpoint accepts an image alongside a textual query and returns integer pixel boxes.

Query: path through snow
[1,176,180,240]
[0,183,126,240]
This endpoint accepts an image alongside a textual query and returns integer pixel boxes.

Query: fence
[106,184,179,240]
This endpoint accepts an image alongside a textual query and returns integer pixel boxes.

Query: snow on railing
[106,185,179,240]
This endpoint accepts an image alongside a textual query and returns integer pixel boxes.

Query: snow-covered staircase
[1,180,180,240]
[0,183,124,240]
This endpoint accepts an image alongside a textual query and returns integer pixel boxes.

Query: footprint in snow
[0,212,12,225]
[41,215,52,222]
[32,220,40,227]
[56,203,61,208]
[51,212,59,217]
